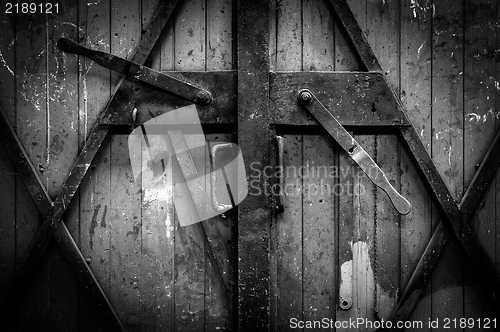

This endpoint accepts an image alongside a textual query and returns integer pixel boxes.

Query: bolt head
[196,91,211,105]
[298,90,312,104]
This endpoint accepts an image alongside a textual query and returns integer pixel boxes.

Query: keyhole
[348,145,356,153]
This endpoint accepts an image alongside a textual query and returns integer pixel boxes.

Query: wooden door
[0,0,499,331]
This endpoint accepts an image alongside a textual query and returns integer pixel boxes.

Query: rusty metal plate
[100,71,237,125]
[270,71,410,126]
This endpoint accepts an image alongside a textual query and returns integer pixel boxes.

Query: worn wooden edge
[328,0,382,72]
[270,71,410,126]
[237,0,271,330]
[100,71,237,126]
[460,129,500,221]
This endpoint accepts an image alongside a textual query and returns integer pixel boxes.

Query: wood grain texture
[302,134,337,326]
[109,1,142,330]
[464,0,498,325]
[78,0,112,329]
[276,134,303,330]
[400,3,434,326]
[0,6,16,308]
[431,0,465,325]
[365,0,400,321]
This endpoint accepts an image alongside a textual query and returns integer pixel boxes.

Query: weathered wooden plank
[399,0,434,328]
[207,0,233,70]
[365,0,400,321]
[336,135,355,332]
[352,135,377,330]
[237,0,271,329]
[175,0,206,71]
[463,1,499,319]
[46,2,80,329]
[302,0,334,71]
[140,142,175,332]
[109,132,142,331]
[205,133,233,331]
[109,1,142,330]
[334,0,362,71]
[171,2,207,329]
[78,0,112,329]
[431,0,465,323]
[138,1,175,329]
[0,7,16,306]
[328,0,381,72]
[432,0,464,202]
[11,9,50,331]
[275,134,302,330]
[302,134,337,325]
[276,0,302,71]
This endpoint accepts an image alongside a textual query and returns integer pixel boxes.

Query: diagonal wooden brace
[0,108,125,329]
[389,129,500,325]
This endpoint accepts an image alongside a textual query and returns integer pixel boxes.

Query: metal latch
[297,89,411,215]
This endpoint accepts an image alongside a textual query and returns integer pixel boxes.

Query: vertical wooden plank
[275,1,302,329]
[171,1,207,330]
[352,135,377,330]
[335,0,363,71]
[432,0,465,326]
[175,0,206,71]
[0,7,16,305]
[276,134,303,330]
[464,0,498,326]
[302,134,337,327]
[77,0,113,329]
[46,2,80,330]
[400,1,435,328]
[302,0,334,71]
[207,0,233,70]
[336,139,355,332]
[276,0,302,71]
[204,132,233,331]
[138,2,175,331]
[14,7,49,331]
[109,132,142,331]
[140,143,175,332]
[237,0,271,329]
[109,1,142,330]
[365,0,400,321]
[432,0,464,201]
[205,2,234,327]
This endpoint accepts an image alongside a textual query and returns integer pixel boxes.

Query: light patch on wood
[341,241,397,323]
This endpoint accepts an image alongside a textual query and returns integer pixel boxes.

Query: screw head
[196,91,211,105]
[298,90,312,104]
